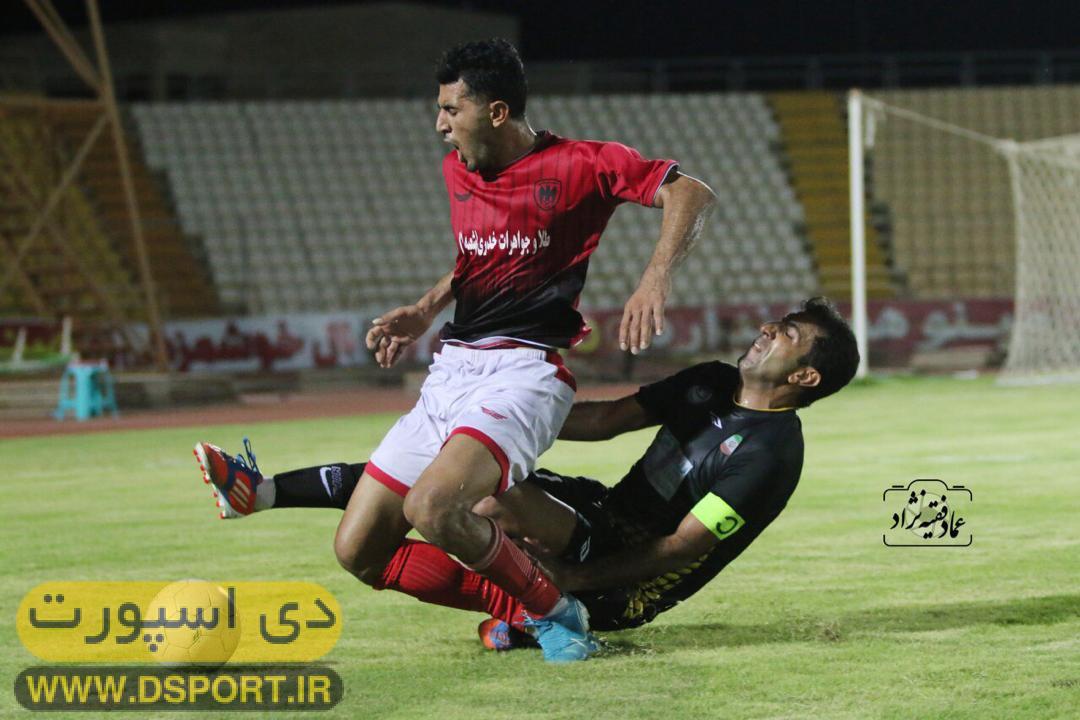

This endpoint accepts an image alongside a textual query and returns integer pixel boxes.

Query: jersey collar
[481,130,557,177]
[732,394,796,414]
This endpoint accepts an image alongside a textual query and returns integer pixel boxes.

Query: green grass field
[2,374,1079,719]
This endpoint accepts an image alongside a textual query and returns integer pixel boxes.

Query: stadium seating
[870,86,1080,299]
[131,93,818,314]
[768,92,896,300]
[529,93,816,309]
[0,110,142,326]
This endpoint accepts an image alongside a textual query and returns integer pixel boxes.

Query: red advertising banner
[567,298,1013,367]
[0,298,1014,372]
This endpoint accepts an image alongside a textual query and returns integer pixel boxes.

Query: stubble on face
[437,80,493,172]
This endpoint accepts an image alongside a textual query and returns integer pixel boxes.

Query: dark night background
[3,0,1079,60]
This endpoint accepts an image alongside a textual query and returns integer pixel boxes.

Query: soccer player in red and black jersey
[198,299,860,652]
[196,39,716,662]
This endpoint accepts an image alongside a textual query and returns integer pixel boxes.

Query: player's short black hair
[785,297,860,407]
[435,38,528,118]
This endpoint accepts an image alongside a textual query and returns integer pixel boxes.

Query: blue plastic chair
[54,362,119,421]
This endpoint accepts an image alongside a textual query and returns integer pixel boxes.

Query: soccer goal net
[849,90,1080,385]
[997,135,1080,384]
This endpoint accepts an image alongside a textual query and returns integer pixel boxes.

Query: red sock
[464,519,562,618]
[376,539,529,630]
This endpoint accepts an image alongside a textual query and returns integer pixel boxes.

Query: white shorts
[367,343,576,497]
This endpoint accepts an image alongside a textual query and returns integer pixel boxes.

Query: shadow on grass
[599,593,1080,655]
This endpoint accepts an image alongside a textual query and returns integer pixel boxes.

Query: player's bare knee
[335,551,385,588]
[402,487,442,535]
[353,564,386,587]
[333,535,382,586]
[332,534,360,573]
[403,487,462,545]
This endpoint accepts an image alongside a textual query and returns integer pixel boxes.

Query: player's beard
[463,132,498,172]
[462,145,486,172]
[453,144,476,172]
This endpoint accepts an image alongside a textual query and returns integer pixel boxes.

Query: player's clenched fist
[366,304,435,368]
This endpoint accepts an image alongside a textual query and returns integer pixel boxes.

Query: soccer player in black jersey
[205,297,858,643]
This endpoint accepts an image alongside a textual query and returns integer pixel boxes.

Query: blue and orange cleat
[524,594,600,663]
[477,618,538,651]
[193,437,264,519]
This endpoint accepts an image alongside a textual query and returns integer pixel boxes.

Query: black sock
[270,462,365,510]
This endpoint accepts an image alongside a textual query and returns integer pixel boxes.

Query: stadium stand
[0,101,218,326]
[0,109,141,326]
[869,86,1080,299]
[132,93,819,314]
[768,92,896,299]
[51,106,221,319]
[529,93,816,309]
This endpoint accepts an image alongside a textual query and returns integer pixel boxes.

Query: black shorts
[525,469,674,631]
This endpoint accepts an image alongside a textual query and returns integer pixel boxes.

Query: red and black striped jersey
[440,131,677,348]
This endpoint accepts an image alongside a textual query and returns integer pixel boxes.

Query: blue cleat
[523,595,600,663]
[194,437,265,518]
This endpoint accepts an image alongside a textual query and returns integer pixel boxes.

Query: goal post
[846,90,1080,384]
[847,90,869,380]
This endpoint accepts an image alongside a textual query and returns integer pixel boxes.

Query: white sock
[253,477,276,511]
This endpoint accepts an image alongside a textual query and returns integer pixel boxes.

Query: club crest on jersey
[720,434,743,456]
[534,179,561,211]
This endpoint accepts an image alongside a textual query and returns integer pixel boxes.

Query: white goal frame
[846,89,1080,383]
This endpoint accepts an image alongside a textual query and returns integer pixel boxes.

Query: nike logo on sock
[319,467,334,498]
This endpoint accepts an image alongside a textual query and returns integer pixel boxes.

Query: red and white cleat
[193,437,264,519]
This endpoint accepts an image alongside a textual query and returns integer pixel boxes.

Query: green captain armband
[691,493,746,540]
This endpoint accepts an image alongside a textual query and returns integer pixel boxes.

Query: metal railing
[5,49,1080,101]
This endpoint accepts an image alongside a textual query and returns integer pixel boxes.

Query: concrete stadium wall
[5,2,518,99]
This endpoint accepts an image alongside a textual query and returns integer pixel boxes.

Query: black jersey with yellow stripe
[533,361,805,629]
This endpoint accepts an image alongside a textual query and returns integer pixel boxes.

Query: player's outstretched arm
[619,172,716,354]
[366,271,454,368]
[556,394,657,441]
[538,510,719,592]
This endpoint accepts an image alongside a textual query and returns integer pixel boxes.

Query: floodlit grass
[2,374,1078,718]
